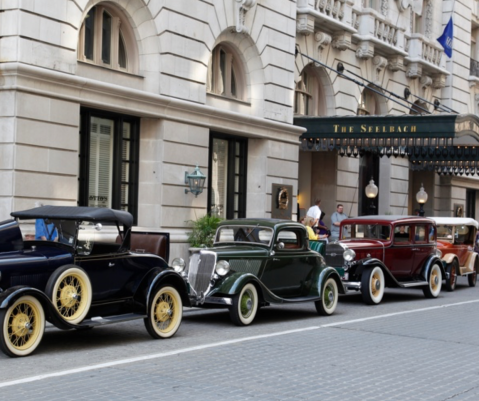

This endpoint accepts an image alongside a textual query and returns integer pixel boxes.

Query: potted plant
[187,213,222,249]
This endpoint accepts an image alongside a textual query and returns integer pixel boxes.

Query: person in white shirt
[306,199,322,230]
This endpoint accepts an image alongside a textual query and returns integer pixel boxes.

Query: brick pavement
[1,299,479,401]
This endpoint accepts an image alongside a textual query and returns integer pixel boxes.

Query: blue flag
[437,17,453,58]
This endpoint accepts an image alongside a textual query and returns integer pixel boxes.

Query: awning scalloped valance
[295,114,479,173]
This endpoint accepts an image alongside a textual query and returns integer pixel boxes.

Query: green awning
[295,113,479,160]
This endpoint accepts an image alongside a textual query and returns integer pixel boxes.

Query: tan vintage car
[431,217,479,291]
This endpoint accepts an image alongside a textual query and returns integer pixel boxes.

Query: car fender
[143,269,190,314]
[209,272,284,304]
[0,286,74,330]
[357,258,399,288]
[311,267,346,295]
[441,253,458,265]
[421,255,444,281]
[463,251,478,274]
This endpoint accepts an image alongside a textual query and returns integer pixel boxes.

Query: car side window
[414,225,427,243]
[394,225,410,243]
[277,229,302,250]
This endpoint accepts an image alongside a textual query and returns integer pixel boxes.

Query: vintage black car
[171,219,345,326]
[0,206,188,357]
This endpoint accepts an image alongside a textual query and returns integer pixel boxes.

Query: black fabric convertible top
[11,206,133,228]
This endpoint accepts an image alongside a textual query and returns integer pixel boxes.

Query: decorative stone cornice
[432,73,446,89]
[406,62,422,79]
[332,32,351,51]
[234,0,257,34]
[356,41,374,59]
[296,13,315,35]
[387,55,404,72]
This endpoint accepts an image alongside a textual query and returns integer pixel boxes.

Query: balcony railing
[315,0,345,21]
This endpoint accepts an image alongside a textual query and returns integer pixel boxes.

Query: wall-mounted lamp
[185,165,206,197]
[365,177,378,215]
[416,183,428,216]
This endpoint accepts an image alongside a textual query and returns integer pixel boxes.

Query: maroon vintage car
[324,216,444,305]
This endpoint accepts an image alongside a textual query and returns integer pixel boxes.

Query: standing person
[34,202,58,241]
[306,199,322,230]
[330,204,348,241]
[317,212,330,243]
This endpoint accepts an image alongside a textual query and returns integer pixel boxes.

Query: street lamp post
[416,183,428,217]
[365,178,378,215]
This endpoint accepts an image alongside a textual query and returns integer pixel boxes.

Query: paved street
[1,278,479,400]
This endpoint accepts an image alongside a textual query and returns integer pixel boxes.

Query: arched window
[295,65,323,116]
[78,4,137,73]
[357,87,381,115]
[410,100,429,115]
[208,44,245,100]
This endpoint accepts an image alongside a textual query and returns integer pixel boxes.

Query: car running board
[79,313,147,328]
[397,281,428,288]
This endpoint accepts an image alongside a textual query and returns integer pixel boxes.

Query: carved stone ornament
[380,0,389,16]
[395,0,411,12]
[387,55,404,71]
[332,32,351,51]
[234,0,257,34]
[373,55,388,83]
[356,41,374,59]
[315,31,332,62]
[406,62,422,79]
[297,14,315,35]
[420,75,432,89]
[432,73,446,89]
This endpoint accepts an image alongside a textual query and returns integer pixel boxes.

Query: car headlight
[436,249,442,258]
[215,260,230,276]
[343,248,356,262]
[171,258,186,273]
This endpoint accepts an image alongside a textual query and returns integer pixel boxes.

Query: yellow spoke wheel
[144,286,183,339]
[0,296,45,357]
[46,266,92,324]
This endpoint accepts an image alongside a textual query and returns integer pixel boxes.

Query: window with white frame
[78,4,137,73]
[208,44,245,100]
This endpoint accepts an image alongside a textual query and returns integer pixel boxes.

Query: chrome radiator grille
[188,250,217,296]
[324,243,345,268]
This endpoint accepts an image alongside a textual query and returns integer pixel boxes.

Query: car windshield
[343,224,391,240]
[437,225,454,240]
[215,226,273,246]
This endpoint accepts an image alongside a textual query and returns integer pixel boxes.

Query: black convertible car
[0,206,188,357]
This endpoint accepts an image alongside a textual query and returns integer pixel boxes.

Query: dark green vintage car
[171,219,345,326]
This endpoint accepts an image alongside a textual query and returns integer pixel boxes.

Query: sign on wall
[271,184,293,220]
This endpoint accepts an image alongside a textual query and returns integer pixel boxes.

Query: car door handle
[412,248,420,251]
[273,258,280,262]
[109,262,115,267]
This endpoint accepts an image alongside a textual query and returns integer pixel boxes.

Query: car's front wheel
[423,263,442,298]
[45,265,92,324]
[468,258,478,287]
[229,283,258,326]
[315,277,338,316]
[0,295,45,357]
[144,286,183,339]
[361,266,385,305]
[445,259,458,292]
